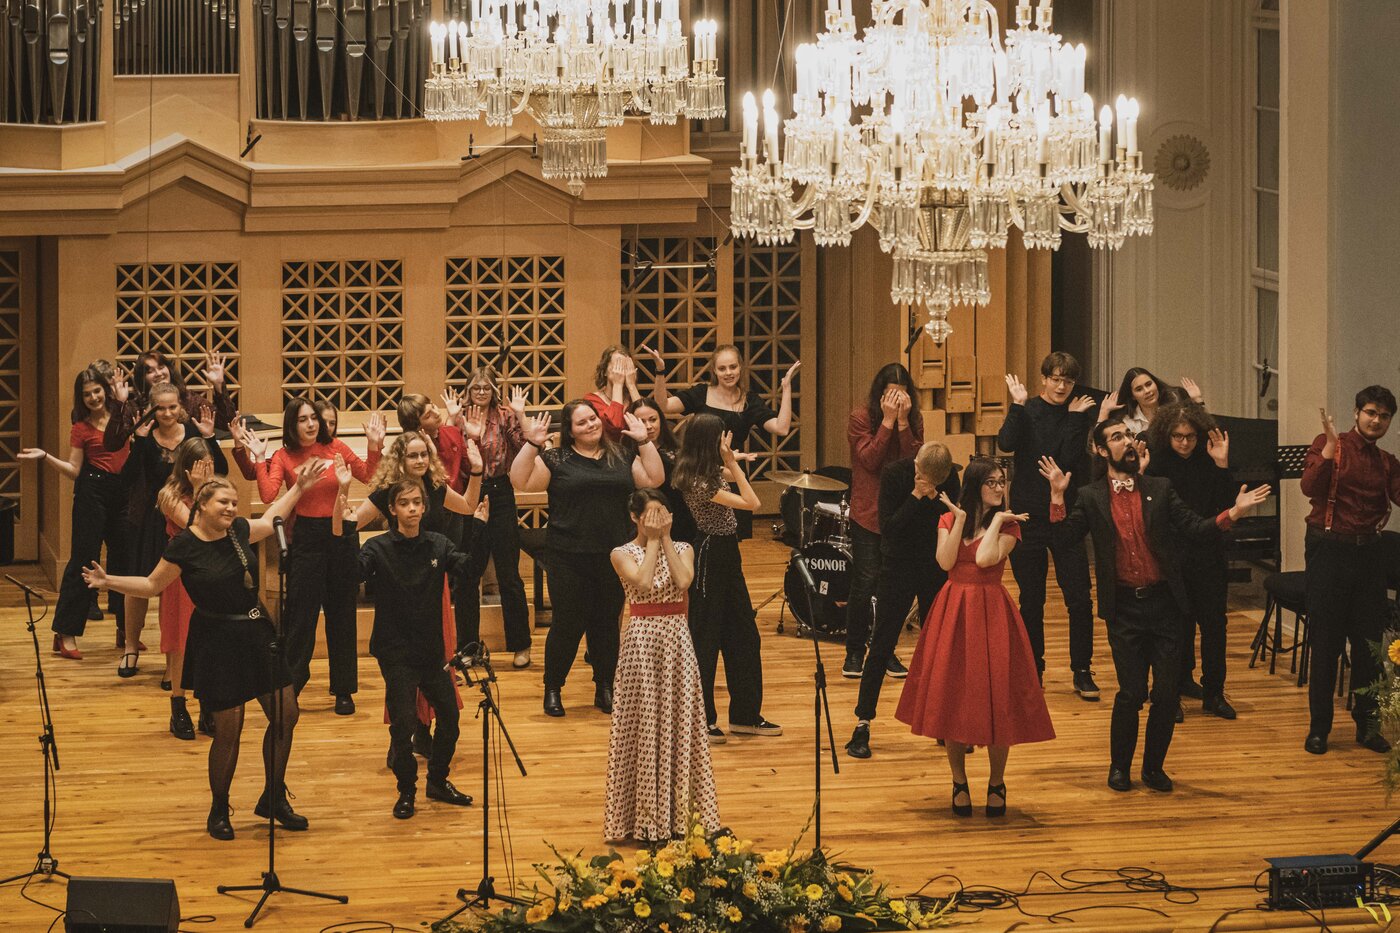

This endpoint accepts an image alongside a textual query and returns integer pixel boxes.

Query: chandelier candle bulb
[1098,104,1112,162]
[1125,97,1139,155]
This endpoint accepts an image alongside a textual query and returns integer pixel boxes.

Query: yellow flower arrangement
[1389,638,1400,666]
[726,906,744,922]
[804,883,825,900]
[614,871,641,896]
[690,840,713,860]
[704,875,729,888]
[602,884,619,898]
[679,887,695,904]
[523,901,553,924]
[820,914,843,931]
[655,859,675,878]
[757,865,780,881]
[742,881,759,898]
[837,883,853,902]
[633,901,652,918]
[581,894,608,909]
[716,835,735,855]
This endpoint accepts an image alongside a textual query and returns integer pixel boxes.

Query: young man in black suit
[1039,418,1269,793]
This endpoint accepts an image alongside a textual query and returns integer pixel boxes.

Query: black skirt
[182,606,293,712]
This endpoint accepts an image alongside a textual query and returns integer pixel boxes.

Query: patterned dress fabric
[604,542,721,842]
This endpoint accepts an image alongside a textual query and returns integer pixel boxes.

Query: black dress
[673,384,778,540]
[126,425,228,575]
[164,517,292,712]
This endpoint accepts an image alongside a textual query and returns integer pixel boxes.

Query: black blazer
[1052,474,1225,621]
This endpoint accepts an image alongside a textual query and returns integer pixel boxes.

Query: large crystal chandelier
[426,1,726,195]
[730,0,1153,343]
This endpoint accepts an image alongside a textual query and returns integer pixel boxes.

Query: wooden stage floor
[0,538,1393,932]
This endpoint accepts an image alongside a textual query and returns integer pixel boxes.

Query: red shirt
[256,439,380,517]
[1108,483,1163,588]
[848,407,922,534]
[72,420,128,474]
[1300,429,1400,535]
[585,393,627,441]
[430,424,467,493]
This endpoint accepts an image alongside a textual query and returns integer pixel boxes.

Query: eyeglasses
[1045,376,1075,387]
[984,478,1007,488]
[1170,432,1197,442]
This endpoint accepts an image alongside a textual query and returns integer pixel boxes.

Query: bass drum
[783,542,851,638]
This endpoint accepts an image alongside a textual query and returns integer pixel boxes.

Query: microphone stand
[439,648,529,925]
[0,575,71,886]
[793,558,840,851]
[218,522,346,927]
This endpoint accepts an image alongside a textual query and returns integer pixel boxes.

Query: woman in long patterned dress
[604,489,719,843]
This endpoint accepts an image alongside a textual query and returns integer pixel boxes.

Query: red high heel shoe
[54,635,83,660]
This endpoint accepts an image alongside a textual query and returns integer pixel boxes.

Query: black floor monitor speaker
[65,876,180,932]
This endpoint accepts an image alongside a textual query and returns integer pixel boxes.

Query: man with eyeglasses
[998,352,1101,700]
[1300,385,1400,756]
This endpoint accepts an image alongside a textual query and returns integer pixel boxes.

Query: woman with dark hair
[896,459,1054,818]
[843,362,923,679]
[1146,402,1238,719]
[252,396,385,713]
[105,350,237,450]
[510,400,663,717]
[627,396,694,544]
[650,344,800,538]
[584,345,643,441]
[1099,367,1204,437]
[117,382,228,677]
[20,367,130,658]
[605,487,719,843]
[84,466,327,841]
[673,413,779,744]
[457,365,533,667]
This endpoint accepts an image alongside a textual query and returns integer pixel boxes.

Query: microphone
[272,516,289,559]
[444,641,486,673]
[793,555,818,594]
[3,573,49,599]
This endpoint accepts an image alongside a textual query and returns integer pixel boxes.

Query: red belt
[630,601,688,616]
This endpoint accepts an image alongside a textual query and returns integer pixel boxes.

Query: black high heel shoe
[207,797,235,841]
[951,781,972,817]
[117,651,139,678]
[986,783,1007,817]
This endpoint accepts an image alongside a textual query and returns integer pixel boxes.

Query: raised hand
[1069,395,1097,414]
[1181,376,1204,404]
[295,457,329,489]
[17,448,45,460]
[938,491,965,518]
[913,472,935,499]
[365,412,386,450]
[465,437,484,473]
[333,452,353,488]
[640,344,664,371]
[733,450,762,463]
[193,403,216,438]
[1136,440,1151,473]
[718,429,737,463]
[462,404,486,441]
[994,510,1031,525]
[203,350,227,390]
[1320,407,1339,458]
[1231,483,1272,518]
[244,424,268,463]
[81,561,107,590]
[111,367,132,404]
[1037,456,1072,497]
[522,413,550,447]
[508,386,528,416]
[656,507,674,539]
[1004,373,1028,406]
[1207,428,1230,467]
[187,457,214,490]
[879,386,900,424]
[781,360,802,389]
[607,356,628,387]
[620,410,649,443]
[440,387,463,422]
[1098,390,1124,422]
[473,496,490,522]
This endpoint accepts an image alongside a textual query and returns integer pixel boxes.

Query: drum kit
[768,470,853,639]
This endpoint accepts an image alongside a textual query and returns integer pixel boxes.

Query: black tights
[206,686,300,803]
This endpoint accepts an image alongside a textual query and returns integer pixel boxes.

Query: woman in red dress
[896,458,1054,818]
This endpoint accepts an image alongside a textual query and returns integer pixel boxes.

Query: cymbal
[767,470,849,492]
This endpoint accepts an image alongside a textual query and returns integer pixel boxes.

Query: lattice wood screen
[282,259,404,410]
[621,236,720,397]
[445,255,567,412]
[115,262,241,393]
[0,252,21,515]
[734,240,803,478]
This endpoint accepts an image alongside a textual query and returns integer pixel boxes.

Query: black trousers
[283,517,359,696]
[854,558,945,721]
[1178,546,1229,695]
[843,523,881,653]
[380,659,459,792]
[1009,520,1095,672]
[689,532,764,726]
[455,479,532,652]
[1105,585,1181,773]
[542,548,622,691]
[1305,529,1386,736]
[52,469,128,637]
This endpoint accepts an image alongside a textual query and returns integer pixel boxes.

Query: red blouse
[256,439,380,517]
[72,420,128,474]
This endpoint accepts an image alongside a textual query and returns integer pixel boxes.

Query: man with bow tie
[1038,418,1270,794]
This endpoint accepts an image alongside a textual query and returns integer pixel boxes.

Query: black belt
[79,467,122,481]
[1117,580,1170,600]
[1308,526,1382,546]
[203,606,270,622]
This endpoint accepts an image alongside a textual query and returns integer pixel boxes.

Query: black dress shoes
[1357,727,1392,754]
[207,798,235,840]
[393,790,415,819]
[426,780,473,806]
[169,698,195,741]
[1202,694,1237,720]
[845,723,872,760]
[543,689,565,717]
[254,789,309,830]
[1174,705,1185,724]
[841,650,864,679]
[197,710,215,736]
[1179,679,1205,701]
[594,685,614,714]
[1107,768,1133,792]
[1304,733,1328,755]
[1140,769,1174,793]
[334,694,356,716]
[1073,670,1101,701]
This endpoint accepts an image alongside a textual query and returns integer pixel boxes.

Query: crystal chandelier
[730,0,1153,343]
[426,1,726,196]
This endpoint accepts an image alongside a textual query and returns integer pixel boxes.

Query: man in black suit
[1039,418,1269,793]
